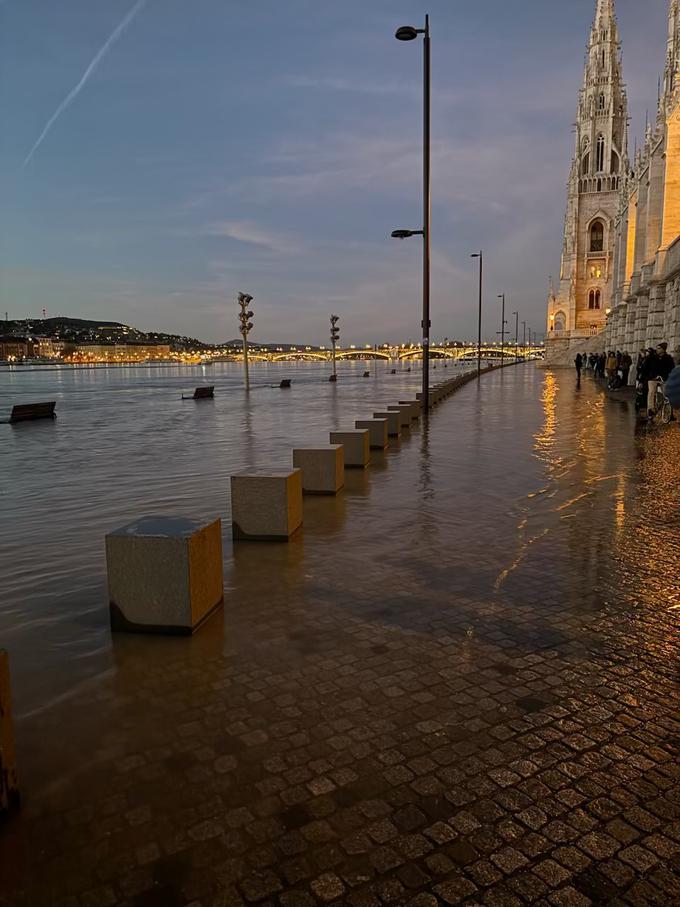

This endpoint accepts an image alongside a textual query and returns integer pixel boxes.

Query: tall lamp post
[522,320,527,359]
[497,294,506,362]
[471,251,483,376]
[329,315,340,382]
[511,310,519,362]
[392,15,431,413]
[238,292,254,390]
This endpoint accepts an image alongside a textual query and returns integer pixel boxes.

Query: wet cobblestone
[1,366,679,906]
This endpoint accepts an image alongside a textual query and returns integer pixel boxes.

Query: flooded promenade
[1,363,678,906]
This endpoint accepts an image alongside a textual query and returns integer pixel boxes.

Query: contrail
[23,0,146,167]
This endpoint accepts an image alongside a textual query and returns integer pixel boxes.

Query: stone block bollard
[355,419,388,450]
[293,446,344,495]
[106,516,224,634]
[0,650,19,815]
[398,401,421,420]
[329,430,370,468]
[231,470,303,541]
[387,405,412,428]
[373,411,401,437]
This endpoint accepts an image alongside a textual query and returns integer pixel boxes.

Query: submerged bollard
[329,430,370,468]
[106,516,224,634]
[0,650,19,815]
[355,419,388,450]
[231,470,303,541]
[293,446,344,495]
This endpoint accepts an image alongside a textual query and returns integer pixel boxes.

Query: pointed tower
[663,0,680,107]
[547,0,629,340]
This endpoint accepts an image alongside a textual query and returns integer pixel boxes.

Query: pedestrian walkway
[1,365,678,907]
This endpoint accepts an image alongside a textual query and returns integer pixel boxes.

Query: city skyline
[0,0,669,346]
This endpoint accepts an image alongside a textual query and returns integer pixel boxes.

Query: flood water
[0,359,471,717]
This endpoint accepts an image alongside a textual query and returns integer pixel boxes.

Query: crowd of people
[574,343,678,422]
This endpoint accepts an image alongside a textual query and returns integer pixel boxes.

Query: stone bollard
[387,405,411,428]
[355,419,388,450]
[330,430,370,468]
[0,650,19,815]
[398,401,421,420]
[106,516,224,634]
[231,470,303,541]
[293,446,344,495]
[373,411,401,436]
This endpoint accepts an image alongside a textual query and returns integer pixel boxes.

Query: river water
[0,359,473,718]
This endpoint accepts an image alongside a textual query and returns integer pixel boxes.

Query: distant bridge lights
[238,292,254,390]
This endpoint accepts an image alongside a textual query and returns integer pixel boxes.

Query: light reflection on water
[0,359,464,714]
[1,361,678,725]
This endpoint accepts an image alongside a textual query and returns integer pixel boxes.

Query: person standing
[575,352,583,379]
[620,352,632,386]
[640,347,660,419]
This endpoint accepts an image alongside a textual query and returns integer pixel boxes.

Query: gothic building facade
[546,0,680,363]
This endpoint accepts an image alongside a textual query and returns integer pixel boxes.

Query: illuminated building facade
[546,0,629,342]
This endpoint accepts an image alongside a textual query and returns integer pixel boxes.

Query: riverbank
[1,364,678,906]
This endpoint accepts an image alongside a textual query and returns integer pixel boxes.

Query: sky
[0,0,671,346]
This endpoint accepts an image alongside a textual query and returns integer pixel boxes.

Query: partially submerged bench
[7,402,56,423]
[183,386,214,400]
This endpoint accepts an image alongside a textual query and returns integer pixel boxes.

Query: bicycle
[651,378,674,425]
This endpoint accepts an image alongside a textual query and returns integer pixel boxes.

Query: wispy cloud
[22,0,147,168]
[202,221,302,255]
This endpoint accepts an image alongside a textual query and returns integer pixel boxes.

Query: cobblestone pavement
[1,365,678,907]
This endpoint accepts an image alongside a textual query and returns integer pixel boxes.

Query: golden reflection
[533,371,557,463]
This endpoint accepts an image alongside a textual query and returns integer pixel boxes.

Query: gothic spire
[663,0,680,101]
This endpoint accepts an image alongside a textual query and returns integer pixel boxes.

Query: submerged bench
[8,402,56,423]
[183,386,214,400]
[106,516,224,634]
[0,650,19,815]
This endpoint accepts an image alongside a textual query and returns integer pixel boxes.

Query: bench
[183,386,214,400]
[8,402,56,423]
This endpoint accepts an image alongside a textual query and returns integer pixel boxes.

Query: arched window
[590,221,604,252]
[611,150,619,173]
[595,290,601,309]
[581,138,590,176]
[598,94,606,110]
[588,291,595,310]
[596,134,605,171]
[554,311,566,332]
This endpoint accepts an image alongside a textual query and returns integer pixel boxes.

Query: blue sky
[0,0,670,345]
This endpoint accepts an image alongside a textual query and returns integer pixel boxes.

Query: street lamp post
[522,320,527,359]
[238,292,254,390]
[497,294,506,362]
[393,15,431,414]
[329,315,340,382]
[471,251,483,376]
[512,311,519,362]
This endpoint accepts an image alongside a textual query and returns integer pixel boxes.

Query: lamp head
[395,25,419,40]
[391,229,413,239]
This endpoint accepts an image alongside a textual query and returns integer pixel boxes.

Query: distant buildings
[65,342,172,362]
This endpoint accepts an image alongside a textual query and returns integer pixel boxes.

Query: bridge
[214,346,544,363]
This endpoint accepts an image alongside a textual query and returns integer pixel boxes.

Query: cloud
[22,0,147,168]
[202,221,302,255]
